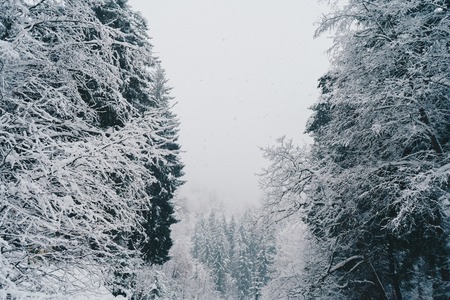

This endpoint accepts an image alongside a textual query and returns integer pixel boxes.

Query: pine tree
[139,66,184,265]
[88,2,183,297]
[91,0,183,267]
[233,213,275,300]
[191,216,206,260]
[226,215,238,293]
[236,226,253,300]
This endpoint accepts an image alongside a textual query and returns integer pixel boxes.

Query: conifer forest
[0,0,449,299]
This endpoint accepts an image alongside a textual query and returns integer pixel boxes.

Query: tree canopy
[0,0,182,297]
[261,0,450,299]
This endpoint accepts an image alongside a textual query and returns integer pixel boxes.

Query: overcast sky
[128,0,332,212]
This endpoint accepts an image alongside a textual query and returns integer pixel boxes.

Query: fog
[128,0,332,212]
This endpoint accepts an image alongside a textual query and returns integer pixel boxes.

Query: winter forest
[0,0,449,299]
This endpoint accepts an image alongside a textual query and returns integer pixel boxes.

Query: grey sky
[128,0,332,211]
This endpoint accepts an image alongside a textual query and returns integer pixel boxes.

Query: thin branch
[368,259,388,300]
[329,255,364,273]
[28,0,47,10]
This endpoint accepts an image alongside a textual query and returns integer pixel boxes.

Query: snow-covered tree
[236,239,252,300]
[191,212,231,295]
[261,0,450,299]
[235,212,275,300]
[90,0,183,267]
[139,66,184,265]
[0,0,182,297]
[191,211,275,299]
[161,236,221,300]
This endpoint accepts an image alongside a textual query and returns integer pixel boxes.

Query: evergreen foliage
[191,211,275,299]
[0,0,182,297]
[261,0,450,299]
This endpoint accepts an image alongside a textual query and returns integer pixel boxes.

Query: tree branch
[28,0,47,10]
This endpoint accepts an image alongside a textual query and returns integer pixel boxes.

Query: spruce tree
[91,0,183,266]
[139,66,184,265]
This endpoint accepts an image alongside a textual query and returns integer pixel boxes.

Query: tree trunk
[388,241,402,300]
